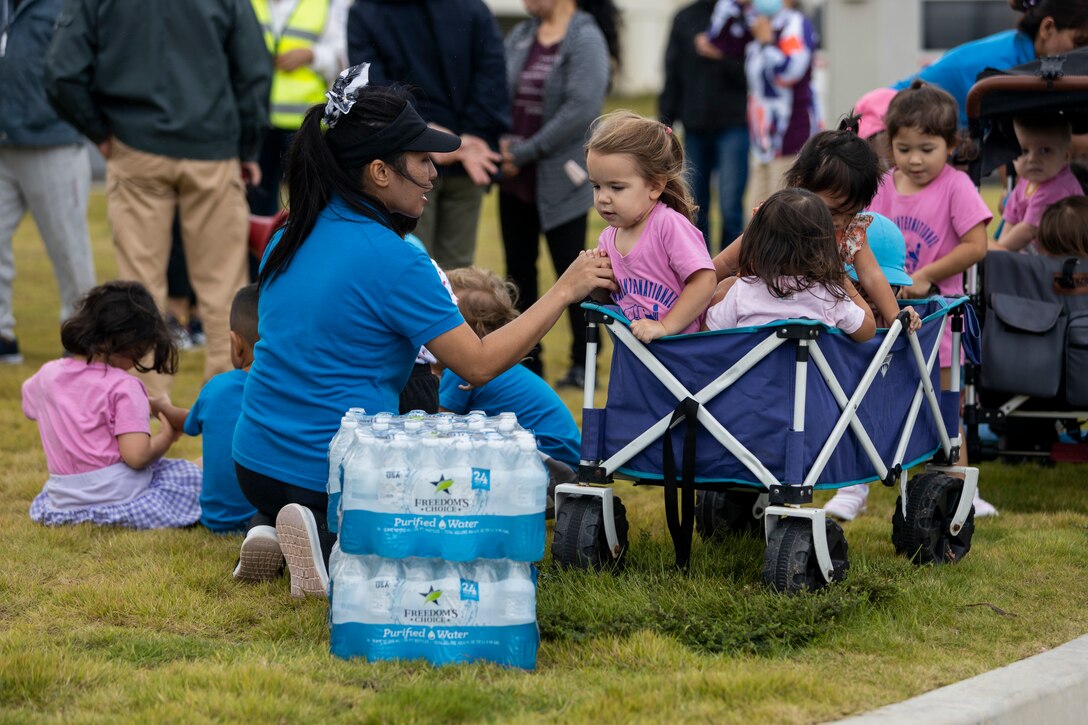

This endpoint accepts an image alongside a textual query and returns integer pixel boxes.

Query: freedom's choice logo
[412,471,472,514]
[401,585,462,624]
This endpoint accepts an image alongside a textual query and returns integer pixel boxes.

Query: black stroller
[964,48,1088,462]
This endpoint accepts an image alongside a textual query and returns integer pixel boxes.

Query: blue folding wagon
[551,299,981,592]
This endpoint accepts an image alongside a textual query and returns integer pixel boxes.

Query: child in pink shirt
[993,114,1083,254]
[585,111,717,342]
[867,81,995,517]
[704,188,875,341]
[23,281,201,528]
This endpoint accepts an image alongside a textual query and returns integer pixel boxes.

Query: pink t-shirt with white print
[868,163,992,366]
[598,202,715,334]
[704,276,866,334]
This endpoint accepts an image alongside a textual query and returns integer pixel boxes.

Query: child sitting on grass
[154,285,260,550]
[438,267,581,476]
[24,281,201,529]
[992,114,1083,254]
[704,188,876,342]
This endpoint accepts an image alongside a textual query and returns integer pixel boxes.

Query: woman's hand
[554,250,617,304]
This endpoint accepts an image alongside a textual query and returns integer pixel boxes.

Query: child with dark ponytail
[585,110,717,342]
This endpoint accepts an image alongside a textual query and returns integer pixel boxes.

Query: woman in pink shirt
[23,281,201,528]
[704,188,875,341]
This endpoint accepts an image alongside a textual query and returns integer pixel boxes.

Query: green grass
[2,99,1088,721]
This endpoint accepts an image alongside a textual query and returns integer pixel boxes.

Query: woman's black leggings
[235,463,336,566]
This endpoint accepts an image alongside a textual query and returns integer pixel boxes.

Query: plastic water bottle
[326,415,360,534]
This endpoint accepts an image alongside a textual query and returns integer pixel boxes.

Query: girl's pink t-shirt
[22,358,151,475]
[1003,165,1083,252]
[868,163,992,367]
[868,164,992,298]
[598,202,715,334]
[705,276,866,334]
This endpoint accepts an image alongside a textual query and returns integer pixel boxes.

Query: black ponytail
[259,86,418,285]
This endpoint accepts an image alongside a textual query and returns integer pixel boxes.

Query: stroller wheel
[551,494,628,572]
[762,517,849,594]
[892,473,975,565]
[695,489,764,539]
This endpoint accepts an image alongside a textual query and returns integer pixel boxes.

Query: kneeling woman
[232,66,615,597]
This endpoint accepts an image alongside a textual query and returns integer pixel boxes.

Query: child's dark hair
[60,281,177,374]
[1038,196,1088,258]
[784,115,883,213]
[884,80,960,148]
[1011,0,1088,42]
[585,110,697,224]
[1013,112,1073,143]
[229,283,260,346]
[261,85,424,285]
[445,267,520,338]
[738,188,848,300]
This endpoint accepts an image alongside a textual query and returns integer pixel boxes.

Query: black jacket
[347,0,509,147]
[659,0,747,133]
[44,0,272,161]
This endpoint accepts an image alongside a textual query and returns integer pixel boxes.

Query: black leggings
[235,463,336,566]
[499,192,588,367]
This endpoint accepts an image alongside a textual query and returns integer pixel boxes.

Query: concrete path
[834,634,1088,724]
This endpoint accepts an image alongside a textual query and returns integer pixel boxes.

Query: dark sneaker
[0,335,23,365]
[187,318,206,348]
[166,315,192,351]
[556,364,585,389]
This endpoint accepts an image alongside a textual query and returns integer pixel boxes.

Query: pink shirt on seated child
[598,201,715,334]
[22,358,151,475]
[705,276,867,333]
[1003,165,1083,252]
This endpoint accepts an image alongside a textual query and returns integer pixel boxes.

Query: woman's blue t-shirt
[233,200,464,491]
[439,364,581,467]
[894,29,1035,127]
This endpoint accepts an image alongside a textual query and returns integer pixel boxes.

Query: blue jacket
[347,0,509,150]
[0,0,82,147]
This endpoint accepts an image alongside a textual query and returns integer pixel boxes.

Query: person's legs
[499,191,544,376]
[247,127,292,216]
[106,140,179,396]
[683,130,714,247]
[176,156,249,382]
[0,148,28,348]
[236,463,334,594]
[716,125,751,247]
[430,174,485,270]
[543,213,589,382]
[18,145,96,327]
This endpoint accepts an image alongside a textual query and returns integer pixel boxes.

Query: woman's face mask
[752,0,783,17]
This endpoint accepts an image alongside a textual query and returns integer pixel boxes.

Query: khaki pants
[106,140,248,396]
[413,174,485,270]
[744,154,798,215]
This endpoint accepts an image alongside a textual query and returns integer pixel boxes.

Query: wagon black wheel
[551,494,628,571]
[892,473,975,565]
[762,517,849,593]
[695,489,764,539]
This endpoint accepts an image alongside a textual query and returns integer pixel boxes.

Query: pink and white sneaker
[824,484,869,522]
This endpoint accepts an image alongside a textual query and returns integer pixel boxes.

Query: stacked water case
[325,411,547,670]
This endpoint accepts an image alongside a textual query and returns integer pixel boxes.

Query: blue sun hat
[846,212,913,287]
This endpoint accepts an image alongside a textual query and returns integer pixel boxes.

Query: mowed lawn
[2,121,1088,723]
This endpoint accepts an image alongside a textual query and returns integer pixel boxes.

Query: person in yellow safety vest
[248,0,350,215]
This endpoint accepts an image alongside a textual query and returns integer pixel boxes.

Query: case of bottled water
[328,548,539,669]
[334,412,548,561]
[326,408,367,535]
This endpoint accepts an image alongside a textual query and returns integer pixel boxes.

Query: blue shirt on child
[440,364,581,467]
[184,368,254,532]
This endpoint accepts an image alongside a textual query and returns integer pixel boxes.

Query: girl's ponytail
[659,127,698,225]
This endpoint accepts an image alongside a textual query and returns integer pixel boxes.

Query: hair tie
[664,126,673,135]
[323,63,371,129]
